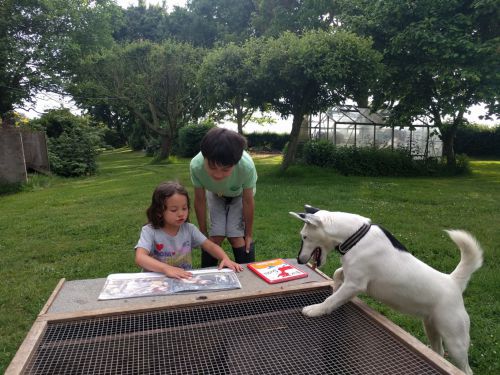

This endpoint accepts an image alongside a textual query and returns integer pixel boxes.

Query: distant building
[307,105,442,158]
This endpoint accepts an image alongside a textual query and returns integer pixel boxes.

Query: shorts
[206,191,245,238]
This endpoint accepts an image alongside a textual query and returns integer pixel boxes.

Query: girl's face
[162,193,189,229]
[204,159,234,181]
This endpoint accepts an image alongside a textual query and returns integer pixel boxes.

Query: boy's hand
[218,258,244,272]
[164,266,192,279]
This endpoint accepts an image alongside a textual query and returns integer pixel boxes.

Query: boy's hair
[200,127,247,167]
[146,181,190,229]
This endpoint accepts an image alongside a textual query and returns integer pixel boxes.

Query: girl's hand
[218,258,244,272]
[164,265,192,279]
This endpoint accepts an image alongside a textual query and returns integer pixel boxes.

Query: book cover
[247,259,308,284]
[98,269,242,300]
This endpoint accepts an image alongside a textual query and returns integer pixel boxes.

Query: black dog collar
[335,223,371,255]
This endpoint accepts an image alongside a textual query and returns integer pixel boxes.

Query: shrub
[302,140,469,176]
[144,136,161,157]
[0,182,23,195]
[102,128,127,149]
[48,126,98,177]
[303,139,334,167]
[31,109,101,177]
[176,120,216,157]
[455,124,500,157]
[127,123,148,151]
[246,132,290,152]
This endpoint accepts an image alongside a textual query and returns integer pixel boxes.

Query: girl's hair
[146,181,190,228]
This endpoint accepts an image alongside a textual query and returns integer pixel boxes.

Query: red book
[247,259,308,284]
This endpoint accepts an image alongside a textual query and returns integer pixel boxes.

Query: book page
[98,273,174,300]
[98,269,242,300]
[172,269,242,293]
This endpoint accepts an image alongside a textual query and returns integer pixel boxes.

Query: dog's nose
[297,254,307,265]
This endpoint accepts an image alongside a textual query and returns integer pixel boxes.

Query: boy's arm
[135,248,192,279]
[194,187,208,235]
[242,188,254,253]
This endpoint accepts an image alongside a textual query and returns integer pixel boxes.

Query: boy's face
[204,159,234,181]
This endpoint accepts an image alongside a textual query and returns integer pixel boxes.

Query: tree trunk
[237,105,243,134]
[441,133,456,166]
[158,134,171,160]
[281,112,305,171]
[439,121,458,167]
[435,107,466,168]
[354,90,369,108]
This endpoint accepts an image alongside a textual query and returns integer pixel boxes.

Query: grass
[1,149,499,374]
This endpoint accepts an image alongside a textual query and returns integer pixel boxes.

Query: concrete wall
[21,131,50,173]
[0,128,27,184]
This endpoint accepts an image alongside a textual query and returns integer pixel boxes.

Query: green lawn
[1,149,499,374]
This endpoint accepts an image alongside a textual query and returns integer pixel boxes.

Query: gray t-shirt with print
[135,223,207,270]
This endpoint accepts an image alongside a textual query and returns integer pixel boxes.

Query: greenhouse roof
[325,105,433,127]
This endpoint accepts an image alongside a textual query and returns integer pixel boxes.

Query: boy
[190,127,257,267]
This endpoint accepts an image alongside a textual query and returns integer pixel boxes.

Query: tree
[165,0,256,47]
[336,0,500,166]
[114,1,170,43]
[253,30,382,170]
[0,0,119,126]
[251,0,335,37]
[199,42,261,134]
[74,40,204,159]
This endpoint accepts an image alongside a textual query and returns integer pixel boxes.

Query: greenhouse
[307,105,442,158]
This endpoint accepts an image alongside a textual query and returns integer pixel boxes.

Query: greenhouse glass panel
[357,125,374,147]
[375,127,393,148]
[308,106,442,158]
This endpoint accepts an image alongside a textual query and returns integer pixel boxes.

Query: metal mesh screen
[23,288,446,374]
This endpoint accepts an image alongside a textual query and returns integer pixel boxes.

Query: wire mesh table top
[24,288,447,375]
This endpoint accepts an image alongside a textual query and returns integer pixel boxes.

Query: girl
[135,181,243,279]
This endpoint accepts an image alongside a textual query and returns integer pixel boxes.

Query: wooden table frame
[6,265,464,375]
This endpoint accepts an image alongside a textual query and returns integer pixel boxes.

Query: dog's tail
[447,230,483,293]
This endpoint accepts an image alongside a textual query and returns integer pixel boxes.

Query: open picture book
[247,258,308,284]
[98,269,242,300]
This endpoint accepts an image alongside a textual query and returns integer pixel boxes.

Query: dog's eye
[303,236,307,240]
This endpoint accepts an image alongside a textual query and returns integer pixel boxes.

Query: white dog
[290,205,483,375]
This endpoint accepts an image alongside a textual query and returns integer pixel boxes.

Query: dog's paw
[302,304,327,317]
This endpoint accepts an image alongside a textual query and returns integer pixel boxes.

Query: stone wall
[21,130,50,173]
[0,128,27,183]
[0,128,49,184]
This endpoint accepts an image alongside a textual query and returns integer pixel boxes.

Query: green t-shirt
[190,150,257,197]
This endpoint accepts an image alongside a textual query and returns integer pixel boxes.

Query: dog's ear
[289,212,308,223]
[304,204,320,214]
[289,212,322,227]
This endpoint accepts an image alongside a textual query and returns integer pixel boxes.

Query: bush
[303,139,335,167]
[102,128,127,149]
[31,109,101,177]
[48,127,98,177]
[455,124,500,158]
[302,140,469,177]
[127,123,148,151]
[0,182,23,195]
[144,136,161,157]
[176,121,216,157]
[246,132,290,152]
